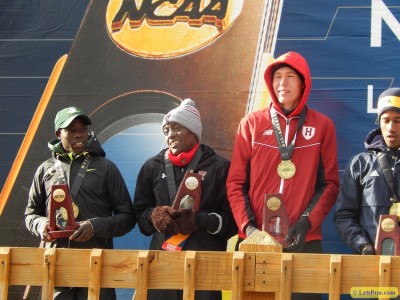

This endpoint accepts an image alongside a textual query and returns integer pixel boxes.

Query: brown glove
[150,206,179,235]
[172,208,199,235]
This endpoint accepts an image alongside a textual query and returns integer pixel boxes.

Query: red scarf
[167,144,199,167]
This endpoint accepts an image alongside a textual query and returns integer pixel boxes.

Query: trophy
[162,172,202,251]
[375,214,400,255]
[262,193,290,247]
[171,172,202,212]
[48,184,79,239]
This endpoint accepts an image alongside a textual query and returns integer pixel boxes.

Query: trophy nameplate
[262,193,289,247]
[163,172,202,251]
[48,184,79,239]
[375,214,400,255]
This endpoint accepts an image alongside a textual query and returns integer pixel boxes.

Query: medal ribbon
[271,107,307,161]
[54,154,91,200]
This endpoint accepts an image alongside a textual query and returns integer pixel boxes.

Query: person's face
[163,122,198,155]
[272,66,304,111]
[380,110,400,149]
[56,118,89,154]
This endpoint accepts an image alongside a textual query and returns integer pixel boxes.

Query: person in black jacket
[25,106,136,299]
[335,87,400,255]
[133,98,237,300]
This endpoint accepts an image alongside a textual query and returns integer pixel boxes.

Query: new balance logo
[370,170,379,177]
[263,129,273,136]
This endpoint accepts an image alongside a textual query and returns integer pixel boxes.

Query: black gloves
[285,216,311,252]
[172,208,199,235]
[150,206,179,235]
[360,243,375,255]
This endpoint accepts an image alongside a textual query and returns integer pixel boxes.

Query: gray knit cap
[162,98,202,141]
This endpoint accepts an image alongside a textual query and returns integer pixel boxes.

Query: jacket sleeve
[207,159,238,239]
[89,161,136,238]
[226,117,257,236]
[25,164,51,238]
[334,155,369,253]
[133,160,159,236]
[306,117,340,229]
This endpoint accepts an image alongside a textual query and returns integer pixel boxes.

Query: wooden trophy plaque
[162,172,202,251]
[48,184,79,239]
[262,193,290,248]
[171,172,202,212]
[375,214,400,255]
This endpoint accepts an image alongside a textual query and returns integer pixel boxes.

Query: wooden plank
[340,255,380,292]
[239,231,282,300]
[183,251,196,300]
[135,250,149,300]
[279,253,292,300]
[291,254,330,293]
[379,256,391,300]
[328,255,341,300]
[41,248,56,300]
[55,248,91,287]
[232,251,244,300]
[195,252,233,290]
[0,247,10,300]
[101,249,138,288]
[9,247,44,286]
[88,249,102,300]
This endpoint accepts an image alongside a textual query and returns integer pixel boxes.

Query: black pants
[147,289,221,300]
[53,287,116,300]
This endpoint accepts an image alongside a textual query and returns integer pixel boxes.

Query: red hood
[264,51,311,118]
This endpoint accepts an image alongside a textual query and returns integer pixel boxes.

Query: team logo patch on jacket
[302,126,315,140]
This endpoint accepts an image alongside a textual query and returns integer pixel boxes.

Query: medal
[389,202,400,222]
[277,160,296,179]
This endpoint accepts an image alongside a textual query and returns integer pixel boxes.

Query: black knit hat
[377,87,400,122]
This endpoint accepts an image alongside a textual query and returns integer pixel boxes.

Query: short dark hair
[272,63,305,84]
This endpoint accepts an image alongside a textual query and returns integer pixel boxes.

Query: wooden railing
[1,246,400,300]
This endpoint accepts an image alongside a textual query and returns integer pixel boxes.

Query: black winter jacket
[334,128,399,253]
[25,134,136,249]
[133,144,237,251]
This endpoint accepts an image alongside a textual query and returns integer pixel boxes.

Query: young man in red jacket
[227,51,339,299]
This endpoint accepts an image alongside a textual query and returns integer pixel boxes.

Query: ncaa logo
[106,0,243,59]
[302,126,315,140]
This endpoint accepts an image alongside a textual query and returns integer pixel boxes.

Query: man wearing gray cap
[133,98,237,300]
[25,106,136,299]
[335,87,400,255]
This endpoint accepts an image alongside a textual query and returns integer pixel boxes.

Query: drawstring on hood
[264,51,311,119]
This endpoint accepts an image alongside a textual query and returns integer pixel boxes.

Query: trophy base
[48,228,78,239]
